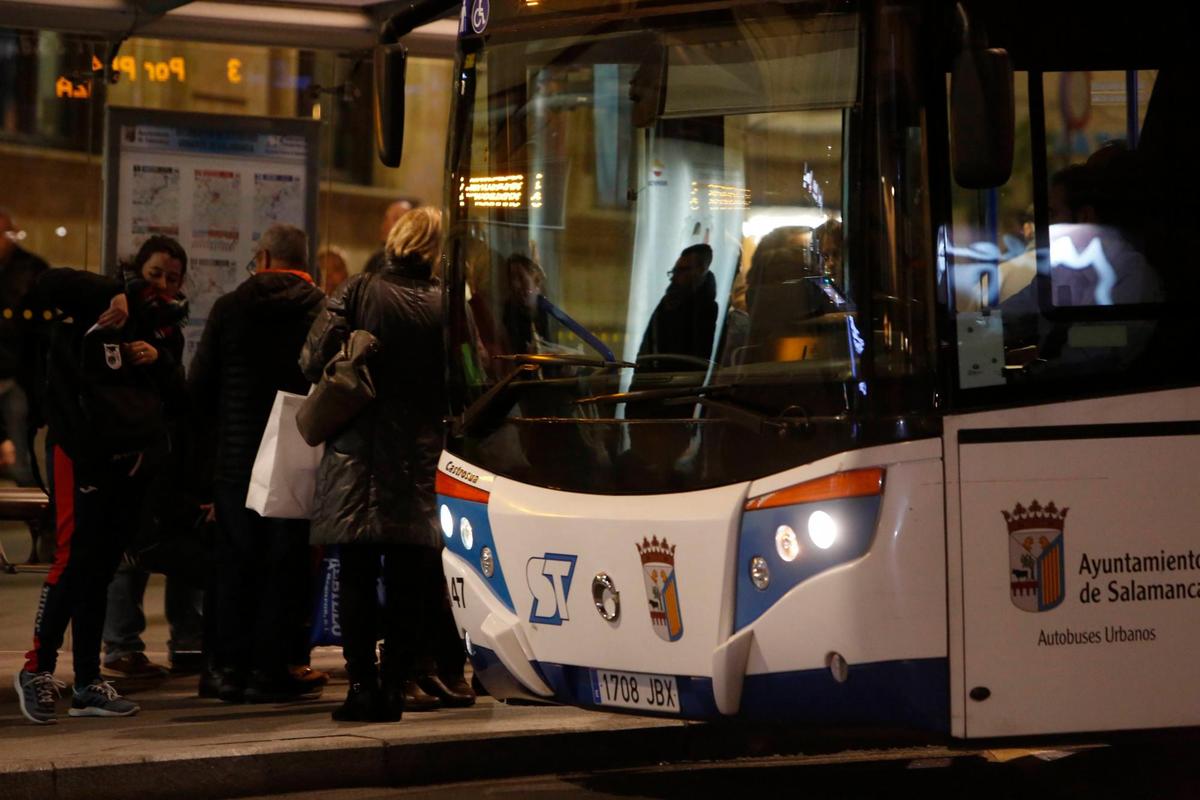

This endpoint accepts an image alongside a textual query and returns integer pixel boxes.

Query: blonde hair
[385,206,442,268]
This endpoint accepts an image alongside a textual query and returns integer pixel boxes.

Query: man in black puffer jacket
[0,208,48,485]
[189,224,324,704]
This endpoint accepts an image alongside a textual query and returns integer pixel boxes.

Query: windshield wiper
[454,353,634,437]
[576,384,838,437]
[493,353,634,370]
[574,384,735,406]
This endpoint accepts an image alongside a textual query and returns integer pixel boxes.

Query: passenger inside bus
[635,243,718,375]
[1000,141,1164,372]
[813,219,844,288]
[1047,143,1162,307]
[462,238,501,367]
[501,254,550,358]
[731,224,848,369]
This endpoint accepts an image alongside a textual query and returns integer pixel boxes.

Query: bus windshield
[445,1,864,493]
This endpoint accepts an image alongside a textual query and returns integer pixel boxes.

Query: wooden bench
[0,487,52,574]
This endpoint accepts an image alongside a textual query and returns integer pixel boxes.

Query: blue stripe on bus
[740,657,949,732]
[469,644,948,730]
[438,495,515,611]
[735,495,882,631]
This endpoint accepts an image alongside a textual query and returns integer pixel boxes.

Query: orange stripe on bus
[744,467,885,511]
[436,471,490,503]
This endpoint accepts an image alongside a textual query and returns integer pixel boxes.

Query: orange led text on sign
[55,76,91,99]
[89,54,185,83]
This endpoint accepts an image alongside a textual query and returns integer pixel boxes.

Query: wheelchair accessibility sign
[470,0,490,33]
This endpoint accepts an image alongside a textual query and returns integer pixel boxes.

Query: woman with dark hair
[501,254,550,356]
[100,235,205,682]
[14,249,183,723]
[302,207,473,722]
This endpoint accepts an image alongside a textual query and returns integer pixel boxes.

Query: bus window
[446,4,867,493]
[947,67,1170,394]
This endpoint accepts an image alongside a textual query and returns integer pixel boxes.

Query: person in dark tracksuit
[14,267,176,724]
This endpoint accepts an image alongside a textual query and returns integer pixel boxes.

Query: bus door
[941,24,1200,735]
[950,403,1200,738]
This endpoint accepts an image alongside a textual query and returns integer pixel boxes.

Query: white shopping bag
[246,391,323,519]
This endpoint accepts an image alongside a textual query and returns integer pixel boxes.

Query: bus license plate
[591,669,679,713]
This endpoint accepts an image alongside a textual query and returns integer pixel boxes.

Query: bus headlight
[807,511,838,550]
[437,488,515,613]
[774,525,800,562]
[735,468,886,631]
[749,556,771,590]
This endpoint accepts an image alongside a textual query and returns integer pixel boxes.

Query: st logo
[526,553,577,625]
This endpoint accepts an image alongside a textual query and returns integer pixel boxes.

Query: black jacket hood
[236,271,324,319]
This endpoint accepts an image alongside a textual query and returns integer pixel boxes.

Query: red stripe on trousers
[47,446,76,585]
[24,447,76,672]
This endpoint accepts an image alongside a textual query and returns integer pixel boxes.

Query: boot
[216,669,245,704]
[401,679,441,712]
[333,679,382,722]
[377,677,406,722]
[417,673,476,708]
[244,669,323,704]
[197,659,222,699]
[380,648,439,712]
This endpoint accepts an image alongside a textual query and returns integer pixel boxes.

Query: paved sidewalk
[0,531,704,800]
[0,648,707,800]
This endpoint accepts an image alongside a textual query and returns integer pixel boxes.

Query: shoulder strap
[346,271,380,331]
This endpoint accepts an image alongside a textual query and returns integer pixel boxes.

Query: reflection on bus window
[947,68,1168,391]
[446,7,863,492]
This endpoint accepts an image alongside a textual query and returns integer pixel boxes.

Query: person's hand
[122,340,158,366]
[0,439,15,469]
[97,294,129,328]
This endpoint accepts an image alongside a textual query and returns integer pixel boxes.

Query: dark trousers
[24,446,149,687]
[212,481,310,678]
[341,543,463,683]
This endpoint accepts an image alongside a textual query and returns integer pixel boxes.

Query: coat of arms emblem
[1003,499,1067,612]
[104,343,122,370]
[637,536,684,642]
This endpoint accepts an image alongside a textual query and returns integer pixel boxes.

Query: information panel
[104,108,319,365]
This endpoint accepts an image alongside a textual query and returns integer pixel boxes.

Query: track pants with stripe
[23,446,149,687]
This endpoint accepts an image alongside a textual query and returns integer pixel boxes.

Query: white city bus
[392,0,1200,737]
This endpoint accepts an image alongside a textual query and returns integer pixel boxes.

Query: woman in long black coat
[301,207,469,721]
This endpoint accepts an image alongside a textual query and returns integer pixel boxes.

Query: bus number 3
[448,576,466,608]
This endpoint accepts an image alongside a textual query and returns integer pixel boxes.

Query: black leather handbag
[296,328,381,446]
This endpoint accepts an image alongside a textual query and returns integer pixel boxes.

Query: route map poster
[105,108,319,366]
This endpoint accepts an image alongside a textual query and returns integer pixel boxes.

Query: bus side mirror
[630,45,668,129]
[374,43,408,168]
[950,12,1014,188]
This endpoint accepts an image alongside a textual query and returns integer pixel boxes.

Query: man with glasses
[637,243,718,374]
[0,208,48,484]
[190,224,326,703]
